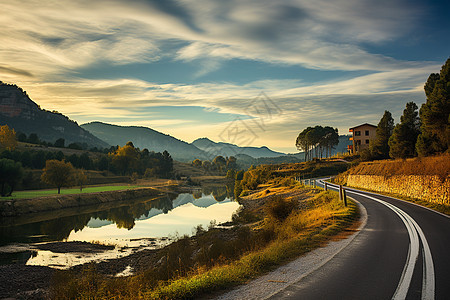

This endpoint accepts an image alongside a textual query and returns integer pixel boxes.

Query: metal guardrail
[296,177,347,207]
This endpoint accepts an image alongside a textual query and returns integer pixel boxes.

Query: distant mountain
[234,135,352,168]
[81,122,206,162]
[0,82,109,148]
[335,135,352,154]
[192,137,285,158]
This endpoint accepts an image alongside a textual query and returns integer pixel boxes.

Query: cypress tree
[370,111,394,159]
[389,102,420,159]
[416,58,450,155]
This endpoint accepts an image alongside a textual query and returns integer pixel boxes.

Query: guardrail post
[343,189,348,207]
[313,180,316,188]
[324,182,328,191]
[339,185,343,202]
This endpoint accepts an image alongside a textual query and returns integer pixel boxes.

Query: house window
[365,139,370,144]
[355,131,361,136]
[365,130,370,136]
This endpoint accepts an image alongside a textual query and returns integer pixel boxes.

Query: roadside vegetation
[356,58,449,162]
[48,165,358,299]
[231,160,349,200]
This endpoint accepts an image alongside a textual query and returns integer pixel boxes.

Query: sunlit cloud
[0,0,445,152]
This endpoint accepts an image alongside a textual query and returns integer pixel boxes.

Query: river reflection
[0,185,240,266]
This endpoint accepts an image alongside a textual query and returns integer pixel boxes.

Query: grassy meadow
[3,185,140,200]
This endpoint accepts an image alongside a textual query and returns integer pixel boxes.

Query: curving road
[269,181,450,300]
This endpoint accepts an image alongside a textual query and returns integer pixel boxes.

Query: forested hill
[0,82,109,149]
[81,122,207,162]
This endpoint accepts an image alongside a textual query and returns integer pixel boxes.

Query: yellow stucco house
[348,123,377,154]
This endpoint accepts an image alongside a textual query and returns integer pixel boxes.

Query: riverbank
[0,177,358,299]
[44,184,357,299]
[0,180,183,217]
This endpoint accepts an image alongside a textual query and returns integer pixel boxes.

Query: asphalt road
[269,181,450,300]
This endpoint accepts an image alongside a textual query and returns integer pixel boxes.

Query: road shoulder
[213,198,368,300]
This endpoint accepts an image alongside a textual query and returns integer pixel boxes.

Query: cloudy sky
[1,0,448,152]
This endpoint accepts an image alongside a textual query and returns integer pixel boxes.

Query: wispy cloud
[15,69,429,148]
[0,0,427,79]
[0,0,440,152]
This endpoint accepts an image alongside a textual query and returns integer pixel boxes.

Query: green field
[3,185,140,200]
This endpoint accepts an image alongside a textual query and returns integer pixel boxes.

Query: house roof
[349,123,377,131]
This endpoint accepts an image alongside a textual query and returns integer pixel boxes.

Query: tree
[296,127,313,161]
[0,158,23,196]
[54,138,65,148]
[79,153,93,169]
[226,169,236,179]
[27,133,40,144]
[161,150,173,177]
[226,156,237,170]
[416,58,450,155]
[17,132,27,142]
[0,125,17,151]
[192,159,202,167]
[202,160,211,170]
[109,142,139,175]
[389,102,421,159]
[213,155,226,171]
[68,142,82,150]
[295,126,339,160]
[41,160,75,194]
[320,127,339,158]
[73,169,88,191]
[370,111,395,159]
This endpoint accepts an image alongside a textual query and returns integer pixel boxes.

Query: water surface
[0,186,240,268]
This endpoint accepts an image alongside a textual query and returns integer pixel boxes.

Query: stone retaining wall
[347,175,450,204]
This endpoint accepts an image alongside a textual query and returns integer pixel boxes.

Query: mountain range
[81,122,206,161]
[1,82,351,163]
[80,122,295,162]
[191,137,285,158]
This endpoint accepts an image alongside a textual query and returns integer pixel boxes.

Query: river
[0,185,240,268]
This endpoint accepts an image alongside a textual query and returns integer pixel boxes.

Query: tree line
[191,155,237,173]
[16,131,111,153]
[0,128,174,195]
[295,126,339,161]
[364,58,449,160]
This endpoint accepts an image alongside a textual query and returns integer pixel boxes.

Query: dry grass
[347,154,449,179]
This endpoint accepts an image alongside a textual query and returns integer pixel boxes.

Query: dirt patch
[0,265,53,299]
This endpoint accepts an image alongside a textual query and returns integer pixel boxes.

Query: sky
[0,0,449,153]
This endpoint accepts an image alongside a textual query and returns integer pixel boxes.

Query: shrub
[265,196,297,223]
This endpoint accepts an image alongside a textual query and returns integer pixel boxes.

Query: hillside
[81,122,206,162]
[0,82,109,148]
[338,155,449,178]
[192,137,285,158]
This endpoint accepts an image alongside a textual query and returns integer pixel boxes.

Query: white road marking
[318,180,435,300]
